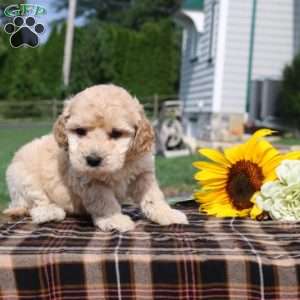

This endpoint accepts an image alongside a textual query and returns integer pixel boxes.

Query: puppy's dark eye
[74,128,87,136]
[110,129,123,139]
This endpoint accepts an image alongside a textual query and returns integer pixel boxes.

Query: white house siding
[220,0,294,115]
[294,0,300,55]
[252,0,294,79]
[177,0,299,141]
[179,0,219,113]
[220,0,253,114]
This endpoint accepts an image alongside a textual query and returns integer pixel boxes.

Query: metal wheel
[159,118,183,150]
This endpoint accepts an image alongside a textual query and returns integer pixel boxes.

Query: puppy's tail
[3,207,29,218]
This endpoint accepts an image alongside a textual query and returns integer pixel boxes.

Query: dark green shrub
[279,54,300,130]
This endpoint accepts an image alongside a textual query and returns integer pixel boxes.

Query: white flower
[256,160,300,221]
[260,181,281,198]
[276,160,300,185]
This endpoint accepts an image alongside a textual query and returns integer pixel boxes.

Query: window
[190,29,202,62]
[182,29,188,53]
[208,1,218,62]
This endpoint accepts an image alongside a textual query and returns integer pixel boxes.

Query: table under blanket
[0,202,300,300]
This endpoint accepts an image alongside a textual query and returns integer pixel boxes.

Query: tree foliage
[38,25,65,99]
[0,0,181,108]
[67,21,108,95]
[279,54,300,129]
[99,20,179,99]
[3,48,43,100]
[0,25,64,101]
[54,0,180,30]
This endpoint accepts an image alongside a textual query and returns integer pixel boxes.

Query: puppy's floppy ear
[53,100,70,150]
[127,102,155,160]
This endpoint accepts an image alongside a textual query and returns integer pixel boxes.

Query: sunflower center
[226,160,264,210]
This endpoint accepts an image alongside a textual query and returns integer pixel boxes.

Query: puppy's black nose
[86,155,102,167]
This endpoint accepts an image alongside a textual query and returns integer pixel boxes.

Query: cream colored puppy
[4,85,188,231]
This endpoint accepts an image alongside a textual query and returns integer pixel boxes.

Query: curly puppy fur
[4,85,188,231]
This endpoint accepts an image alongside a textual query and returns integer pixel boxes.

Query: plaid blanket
[0,202,300,300]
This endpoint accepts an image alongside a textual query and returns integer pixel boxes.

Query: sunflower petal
[200,181,227,190]
[258,144,280,165]
[282,151,300,160]
[251,128,275,139]
[199,148,230,166]
[262,158,283,178]
[250,204,263,220]
[195,192,229,204]
[236,208,252,217]
[194,170,227,182]
[200,203,231,215]
[224,144,245,164]
[263,172,277,182]
[261,152,300,179]
[193,161,228,174]
[244,129,276,161]
[200,203,250,217]
[252,140,278,164]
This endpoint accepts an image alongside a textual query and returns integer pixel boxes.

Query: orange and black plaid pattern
[0,202,300,300]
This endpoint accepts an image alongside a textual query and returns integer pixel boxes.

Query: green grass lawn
[276,137,300,146]
[0,125,52,209]
[0,126,198,209]
[156,155,197,196]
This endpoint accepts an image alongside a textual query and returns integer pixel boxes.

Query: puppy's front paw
[30,205,66,224]
[145,206,188,226]
[95,213,135,232]
[158,208,188,226]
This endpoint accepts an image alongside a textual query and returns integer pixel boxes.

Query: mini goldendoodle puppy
[4,85,188,231]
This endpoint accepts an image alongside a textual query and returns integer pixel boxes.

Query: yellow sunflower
[194,129,300,219]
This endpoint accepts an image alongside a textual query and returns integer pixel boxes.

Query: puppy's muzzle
[86,154,102,167]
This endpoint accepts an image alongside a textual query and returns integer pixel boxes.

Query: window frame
[189,29,201,63]
[208,1,218,63]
